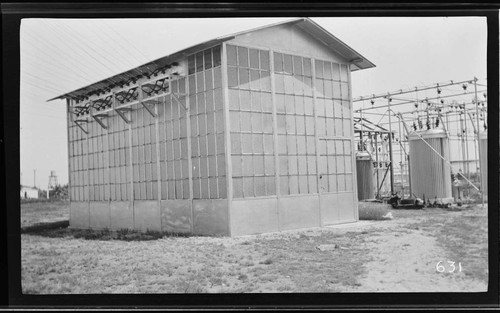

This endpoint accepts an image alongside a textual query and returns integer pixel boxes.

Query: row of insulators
[73,62,179,103]
[412,117,441,131]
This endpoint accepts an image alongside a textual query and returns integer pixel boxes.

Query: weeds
[358,202,391,220]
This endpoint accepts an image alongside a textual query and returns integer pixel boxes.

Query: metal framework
[353,77,487,201]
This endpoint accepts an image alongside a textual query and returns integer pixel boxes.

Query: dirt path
[340,208,488,292]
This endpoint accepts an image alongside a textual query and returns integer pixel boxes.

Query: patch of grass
[259,258,273,265]
[358,201,391,220]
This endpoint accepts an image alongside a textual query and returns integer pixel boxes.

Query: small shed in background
[51,18,375,236]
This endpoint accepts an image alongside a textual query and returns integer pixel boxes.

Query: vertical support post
[269,50,281,230]
[66,99,73,223]
[473,77,484,208]
[374,133,379,198]
[398,116,404,198]
[347,66,358,221]
[185,76,194,233]
[387,95,394,194]
[128,103,135,227]
[311,57,321,226]
[155,95,162,229]
[221,43,233,236]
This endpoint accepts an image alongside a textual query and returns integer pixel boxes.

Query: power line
[21,30,108,80]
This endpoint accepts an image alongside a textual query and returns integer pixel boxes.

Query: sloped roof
[49,18,375,102]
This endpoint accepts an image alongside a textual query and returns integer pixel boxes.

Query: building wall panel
[89,201,110,229]
[231,198,279,236]
[69,201,89,229]
[134,200,161,231]
[192,199,229,235]
[278,195,319,231]
[110,201,134,230]
[160,200,192,233]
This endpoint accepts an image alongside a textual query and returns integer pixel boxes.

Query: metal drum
[408,129,453,204]
[356,151,374,200]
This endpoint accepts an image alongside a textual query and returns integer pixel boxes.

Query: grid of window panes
[86,120,108,201]
[227,44,275,198]
[160,79,190,200]
[315,59,353,193]
[108,110,130,201]
[69,121,88,201]
[315,60,352,137]
[318,138,353,193]
[188,45,227,199]
[131,103,159,200]
[274,52,317,195]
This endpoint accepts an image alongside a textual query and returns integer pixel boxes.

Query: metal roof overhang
[48,38,230,102]
[49,17,375,102]
[296,19,376,72]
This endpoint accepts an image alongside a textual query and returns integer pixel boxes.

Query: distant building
[51,18,375,236]
[20,186,38,199]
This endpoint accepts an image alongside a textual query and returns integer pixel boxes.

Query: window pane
[265,177,275,196]
[233,178,243,198]
[273,52,283,72]
[240,90,251,111]
[228,89,239,111]
[323,61,332,80]
[227,45,237,66]
[231,133,241,154]
[243,177,254,197]
[249,48,259,69]
[195,52,204,72]
[239,68,250,89]
[283,54,293,74]
[238,46,249,67]
[293,56,302,75]
[332,63,340,81]
[188,54,196,75]
[299,176,308,194]
[275,74,284,94]
[255,177,266,197]
[303,58,312,76]
[261,71,271,92]
[228,66,238,88]
[250,69,260,90]
[280,175,289,195]
[276,94,285,113]
[315,60,323,78]
[204,49,212,70]
[340,64,349,81]
[213,46,221,67]
[260,50,270,70]
[289,176,299,194]
[261,92,272,112]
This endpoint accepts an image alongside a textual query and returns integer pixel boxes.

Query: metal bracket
[171,92,188,110]
[114,107,132,124]
[74,119,89,134]
[140,100,158,118]
[92,113,108,130]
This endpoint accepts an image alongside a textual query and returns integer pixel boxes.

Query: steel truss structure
[353,77,487,202]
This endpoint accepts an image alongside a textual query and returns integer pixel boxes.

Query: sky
[19,17,488,189]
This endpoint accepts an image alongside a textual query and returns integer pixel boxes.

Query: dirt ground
[339,205,488,292]
[21,202,488,293]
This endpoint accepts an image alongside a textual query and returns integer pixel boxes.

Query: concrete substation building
[51,18,375,236]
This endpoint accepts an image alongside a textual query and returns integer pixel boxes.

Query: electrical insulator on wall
[426,118,431,130]
[435,118,440,128]
[414,102,418,108]
[412,122,417,131]
[437,87,442,94]
[418,118,423,129]
[440,99,444,104]
[462,83,467,91]
[371,99,375,105]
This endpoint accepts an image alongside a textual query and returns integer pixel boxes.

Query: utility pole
[387,94,394,194]
[473,77,484,208]
[33,169,36,188]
